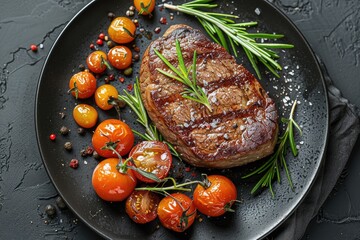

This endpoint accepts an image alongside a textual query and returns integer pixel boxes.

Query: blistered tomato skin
[92,158,137,202]
[94,84,119,110]
[193,175,237,217]
[86,50,108,74]
[108,17,136,44]
[92,119,135,158]
[69,72,96,99]
[157,193,196,232]
[129,141,172,183]
[73,104,98,128]
[125,190,160,224]
[108,46,132,70]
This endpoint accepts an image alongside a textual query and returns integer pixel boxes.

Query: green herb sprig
[242,100,302,197]
[118,78,181,159]
[154,39,212,111]
[164,0,294,79]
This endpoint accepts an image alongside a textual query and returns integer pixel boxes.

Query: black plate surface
[35,0,328,239]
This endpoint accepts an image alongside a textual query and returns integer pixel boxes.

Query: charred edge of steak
[140,24,278,168]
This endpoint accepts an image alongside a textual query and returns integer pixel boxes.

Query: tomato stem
[135,177,205,193]
[101,141,161,182]
[68,81,79,99]
[107,96,123,120]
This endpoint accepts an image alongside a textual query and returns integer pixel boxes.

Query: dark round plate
[35,0,328,239]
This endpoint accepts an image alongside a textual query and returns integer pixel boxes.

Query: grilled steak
[139,24,278,168]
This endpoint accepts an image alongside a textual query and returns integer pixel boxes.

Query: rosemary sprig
[118,78,181,159]
[154,39,212,111]
[164,0,294,79]
[242,100,302,197]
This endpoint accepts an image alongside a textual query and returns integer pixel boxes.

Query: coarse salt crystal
[255,8,261,15]
[161,153,167,160]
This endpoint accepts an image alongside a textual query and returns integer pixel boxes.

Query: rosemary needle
[164,0,294,79]
[242,100,302,197]
[154,39,212,112]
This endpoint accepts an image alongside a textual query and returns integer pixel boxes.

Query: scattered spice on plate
[59,126,69,135]
[49,133,56,141]
[64,141,72,151]
[69,159,79,169]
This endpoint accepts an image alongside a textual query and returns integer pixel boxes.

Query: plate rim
[34,0,329,239]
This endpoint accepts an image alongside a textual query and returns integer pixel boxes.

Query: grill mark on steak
[140,24,278,168]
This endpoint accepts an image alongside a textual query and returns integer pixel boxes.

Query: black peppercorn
[77,127,85,135]
[44,204,56,218]
[93,150,100,160]
[55,196,67,210]
[78,64,85,71]
[107,12,115,21]
[59,126,69,135]
[80,149,87,157]
[133,54,140,61]
[64,142,72,151]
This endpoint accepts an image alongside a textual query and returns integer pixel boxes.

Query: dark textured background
[0,0,359,239]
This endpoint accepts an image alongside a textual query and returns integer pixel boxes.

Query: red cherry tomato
[92,158,137,201]
[92,119,134,158]
[86,50,108,74]
[125,190,160,224]
[129,141,172,183]
[157,193,196,232]
[107,46,132,70]
[73,104,98,128]
[108,17,136,44]
[94,84,119,110]
[193,175,237,217]
[134,0,155,15]
[68,71,96,99]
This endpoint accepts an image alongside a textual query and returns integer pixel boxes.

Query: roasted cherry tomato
[157,193,196,232]
[73,104,98,128]
[107,46,132,70]
[92,158,137,201]
[86,50,108,74]
[94,84,119,110]
[134,0,155,15]
[108,17,136,44]
[68,71,96,99]
[129,141,172,183]
[92,119,134,158]
[125,190,160,224]
[193,175,237,217]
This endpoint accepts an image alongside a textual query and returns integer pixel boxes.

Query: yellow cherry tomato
[134,0,155,15]
[73,104,98,128]
[68,71,96,99]
[108,46,132,70]
[94,84,119,110]
[108,17,136,44]
[86,50,108,74]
